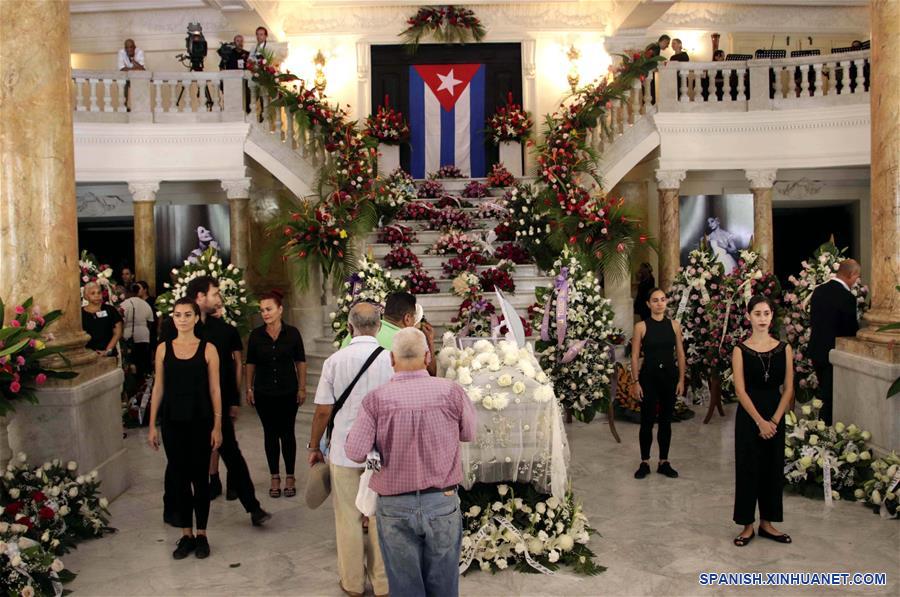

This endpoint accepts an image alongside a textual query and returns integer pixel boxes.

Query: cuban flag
[409,64,486,179]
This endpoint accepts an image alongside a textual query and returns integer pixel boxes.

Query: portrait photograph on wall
[155,204,231,292]
[679,194,754,273]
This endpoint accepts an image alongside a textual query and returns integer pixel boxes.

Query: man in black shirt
[645,34,671,58]
[162,276,270,527]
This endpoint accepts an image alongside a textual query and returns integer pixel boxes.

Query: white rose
[536,502,546,514]
[457,367,473,386]
[8,488,19,499]
[860,451,871,461]
[76,475,84,484]
[785,447,794,458]
[482,396,495,410]
[496,558,508,570]
[59,505,70,516]
[536,372,549,384]
[514,542,526,554]
[845,452,858,463]
[811,398,824,410]
[51,558,65,572]
[861,431,872,441]
[871,489,882,504]
[491,501,503,512]
[557,534,575,551]
[801,405,812,416]
[497,484,509,497]
[497,374,513,387]
[66,461,77,471]
[548,550,560,563]
[799,456,813,469]
[502,351,518,366]
[527,538,544,554]
[479,561,491,572]
[834,422,845,432]
[512,381,526,395]
[492,394,510,410]
[854,488,865,500]
[69,487,79,497]
[11,555,22,567]
[546,496,560,510]
[809,435,819,446]
[467,505,481,517]
[816,421,826,431]
[99,497,109,508]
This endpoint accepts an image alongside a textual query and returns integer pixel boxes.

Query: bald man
[808,259,861,424]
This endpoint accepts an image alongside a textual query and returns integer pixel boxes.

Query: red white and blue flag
[409,64,486,178]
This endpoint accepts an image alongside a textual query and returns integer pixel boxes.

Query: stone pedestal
[0,1,127,497]
[746,169,777,273]
[499,141,523,177]
[378,144,400,176]
[655,170,686,290]
[8,366,130,498]
[129,182,159,295]
[832,341,900,454]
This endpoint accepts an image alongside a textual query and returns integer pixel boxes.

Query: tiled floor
[64,405,899,596]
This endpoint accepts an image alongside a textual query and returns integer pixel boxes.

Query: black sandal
[269,475,282,498]
[283,475,297,498]
[733,531,755,547]
[758,528,792,543]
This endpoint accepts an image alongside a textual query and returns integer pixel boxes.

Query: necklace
[757,349,773,382]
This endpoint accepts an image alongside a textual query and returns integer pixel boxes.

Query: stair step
[386,263,540,277]
[393,219,499,231]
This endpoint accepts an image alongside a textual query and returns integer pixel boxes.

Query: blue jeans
[375,491,462,597]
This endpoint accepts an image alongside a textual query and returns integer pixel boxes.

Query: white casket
[437,333,569,499]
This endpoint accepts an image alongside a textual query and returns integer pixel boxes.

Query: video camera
[175,22,207,71]
[217,42,247,70]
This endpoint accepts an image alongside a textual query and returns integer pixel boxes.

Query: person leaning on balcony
[645,34,670,58]
[118,39,145,71]
[670,38,689,62]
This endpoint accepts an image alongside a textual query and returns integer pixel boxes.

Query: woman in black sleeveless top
[148,298,223,560]
[731,295,794,547]
[631,288,686,479]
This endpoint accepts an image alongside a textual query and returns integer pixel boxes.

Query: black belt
[394,485,457,497]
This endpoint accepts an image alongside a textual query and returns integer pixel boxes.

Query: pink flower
[14,306,25,315]
[9,320,20,328]
[9,381,21,393]
[16,356,25,366]
[35,373,47,385]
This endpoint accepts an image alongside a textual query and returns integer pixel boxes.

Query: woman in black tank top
[630,288,687,479]
[148,298,223,560]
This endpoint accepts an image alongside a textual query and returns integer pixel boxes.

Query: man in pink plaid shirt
[346,327,476,597]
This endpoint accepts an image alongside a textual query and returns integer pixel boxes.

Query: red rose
[39,506,55,520]
[32,491,46,503]
[16,516,33,529]
[5,502,22,515]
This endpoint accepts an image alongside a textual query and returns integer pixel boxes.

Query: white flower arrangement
[783,402,872,500]
[78,251,122,307]
[782,242,870,402]
[858,452,900,518]
[460,483,603,575]
[331,256,407,347]
[154,247,255,334]
[531,249,620,422]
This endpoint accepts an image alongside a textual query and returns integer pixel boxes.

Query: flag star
[436,69,463,96]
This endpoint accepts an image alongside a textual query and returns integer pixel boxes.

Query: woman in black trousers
[148,297,223,559]
[631,288,686,479]
[246,291,307,498]
[731,295,794,546]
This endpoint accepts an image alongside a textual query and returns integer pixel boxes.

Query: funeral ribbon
[718,273,760,352]
[540,267,569,342]
[675,277,711,323]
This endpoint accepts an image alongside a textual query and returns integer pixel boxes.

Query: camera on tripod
[217,42,247,70]
[175,22,207,71]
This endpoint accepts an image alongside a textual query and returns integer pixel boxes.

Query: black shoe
[634,462,651,479]
[173,536,196,560]
[251,508,272,527]
[733,531,755,547]
[225,486,238,501]
[194,535,210,559]
[209,475,222,501]
[657,462,679,478]
[758,528,792,543]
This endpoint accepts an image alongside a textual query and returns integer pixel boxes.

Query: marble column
[0,0,128,495]
[745,169,777,274]
[832,0,900,454]
[128,182,159,295]
[222,178,252,270]
[655,170,686,291]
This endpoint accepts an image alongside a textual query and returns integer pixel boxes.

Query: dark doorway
[773,203,856,286]
[370,43,523,174]
[78,218,135,278]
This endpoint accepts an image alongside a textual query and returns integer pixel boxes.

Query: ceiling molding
[70,0,208,13]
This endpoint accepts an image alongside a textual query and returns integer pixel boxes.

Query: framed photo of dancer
[155,204,231,292]
[679,194,754,274]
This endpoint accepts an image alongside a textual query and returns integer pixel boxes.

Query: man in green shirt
[341,292,436,375]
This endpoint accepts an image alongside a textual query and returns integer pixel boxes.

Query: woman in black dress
[246,291,307,498]
[732,295,794,546]
[631,288,687,479]
[81,282,123,356]
[148,297,223,559]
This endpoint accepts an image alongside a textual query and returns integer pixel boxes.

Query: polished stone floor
[65,404,898,596]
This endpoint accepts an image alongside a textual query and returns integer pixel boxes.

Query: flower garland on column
[782,241,869,403]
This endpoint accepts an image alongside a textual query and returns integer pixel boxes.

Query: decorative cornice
[652,3,867,34]
[655,169,687,190]
[221,177,252,199]
[127,181,160,202]
[745,169,777,189]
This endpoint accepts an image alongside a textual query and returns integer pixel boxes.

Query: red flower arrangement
[403,268,440,294]
[431,165,466,179]
[461,180,489,199]
[436,195,473,209]
[365,101,410,145]
[383,246,421,270]
[487,163,516,188]
[400,5,486,51]
[397,201,436,220]
[428,208,474,231]
[493,242,530,264]
[493,221,516,242]
[426,231,480,256]
[442,251,490,278]
[486,93,533,144]
[377,224,417,246]
[478,267,516,293]
[418,179,445,198]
